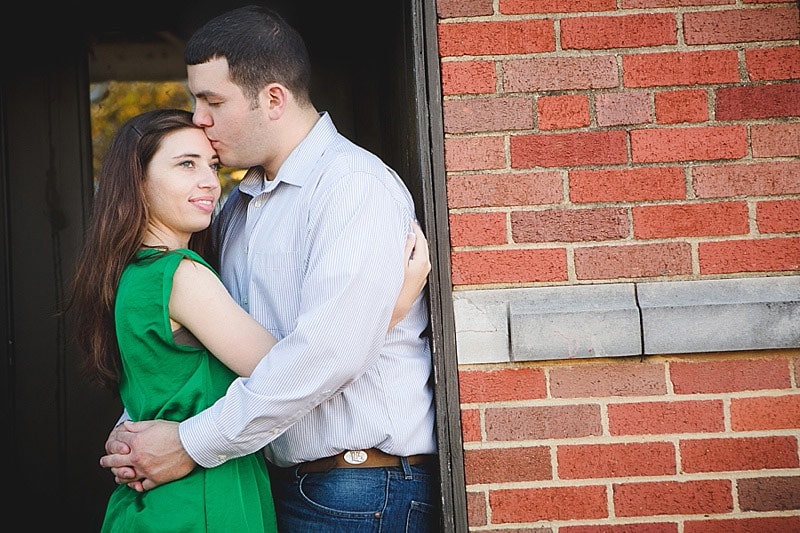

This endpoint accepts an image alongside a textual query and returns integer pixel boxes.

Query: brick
[681,436,799,472]
[465,446,552,484]
[466,490,487,527]
[512,207,628,243]
[558,442,676,478]
[758,199,800,233]
[444,97,533,134]
[699,237,800,274]
[485,404,602,440]
[684,6,800,45]
[562,13,677,50]
[614,480,732,516]
[623,50,739,88]
[438,20,555,57]
[575,242,692,280]
[504,56,619,92]
[633,202,749,238]
[671,358,792,393]
[460,408,481,442]
[441,61,496,95]
[752,123,800,157]
[570,166,686,203]
[444,136,505,172]
[538,94,590,130]
[449,212,507,247]
[437,0,493,18]
[512,131,628,167]
[738,476,800,511]
[655,89,708,124]
[716,83,800,120]
[686,517,800,533]
[564,524,678,533]
[608,400,725,435]
[795,355,800,386]
[731,394,800,430]
[596,91,651,127]
[550,361,668,397]
[502,0,616,14]
[450,248,567,285]
[458,367,547,403]
[623,0,732,6]
[631,125,748,163]
[693,161,800,197]
[746,45,800,81]
[447,171,563,208]
[490,486,608,522]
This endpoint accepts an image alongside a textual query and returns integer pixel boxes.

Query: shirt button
[253,200,262,208]
[218,454,227,461]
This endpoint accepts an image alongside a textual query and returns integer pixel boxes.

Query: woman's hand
[389,220,431,329]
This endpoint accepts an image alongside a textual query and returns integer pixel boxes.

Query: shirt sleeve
[180,168,413,467]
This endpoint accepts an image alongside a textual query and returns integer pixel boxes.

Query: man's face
[187,58,265,169]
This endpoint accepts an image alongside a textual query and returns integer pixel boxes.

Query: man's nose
[192,106,211,127]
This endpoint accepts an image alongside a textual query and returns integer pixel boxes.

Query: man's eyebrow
[192,90,221,100]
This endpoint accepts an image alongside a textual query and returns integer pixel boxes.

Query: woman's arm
[169,260,276,377]
[169,221,429,377]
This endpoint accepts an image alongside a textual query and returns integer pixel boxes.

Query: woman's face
[143,127,221,248]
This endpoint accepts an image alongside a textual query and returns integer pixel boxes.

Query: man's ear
[262,83,287,119]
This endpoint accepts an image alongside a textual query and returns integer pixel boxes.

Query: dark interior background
[2,1,463,529]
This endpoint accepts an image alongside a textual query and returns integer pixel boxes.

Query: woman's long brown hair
[66,109,211,391]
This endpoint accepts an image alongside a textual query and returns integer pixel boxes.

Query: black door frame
[414,1,468,531]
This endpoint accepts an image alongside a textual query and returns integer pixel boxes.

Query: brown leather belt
[296,448,435,474]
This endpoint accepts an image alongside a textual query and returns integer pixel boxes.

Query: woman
[67,109,429,531]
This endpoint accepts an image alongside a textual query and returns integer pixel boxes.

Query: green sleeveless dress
[101,248,277,532]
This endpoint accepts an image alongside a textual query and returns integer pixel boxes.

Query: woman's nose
[200,170,221,191]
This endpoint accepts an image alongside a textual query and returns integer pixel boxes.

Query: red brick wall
[436,0,800,530]
[458,352,800,530]
[438,0,800,286]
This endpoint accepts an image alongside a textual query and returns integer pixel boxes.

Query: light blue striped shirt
[179,112,436,468]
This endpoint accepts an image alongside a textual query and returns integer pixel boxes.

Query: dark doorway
[2,0,464,530]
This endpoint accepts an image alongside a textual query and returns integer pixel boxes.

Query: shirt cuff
[178,411,234,469]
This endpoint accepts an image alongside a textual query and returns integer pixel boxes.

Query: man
[101,4,440,531]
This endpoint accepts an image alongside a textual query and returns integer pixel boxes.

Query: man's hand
[100,420,196,492]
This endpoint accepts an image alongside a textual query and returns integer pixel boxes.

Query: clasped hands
[100,419,196,492]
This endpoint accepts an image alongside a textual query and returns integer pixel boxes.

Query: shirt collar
[238,111,336,197]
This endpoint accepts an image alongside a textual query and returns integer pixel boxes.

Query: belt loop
[400,456,412,478]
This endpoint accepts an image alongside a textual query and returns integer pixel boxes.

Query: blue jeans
[267,457,441,532]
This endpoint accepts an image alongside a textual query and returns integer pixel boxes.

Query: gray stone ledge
[453,276,800,364]
[638,276,800,354]
[510,284,641,361]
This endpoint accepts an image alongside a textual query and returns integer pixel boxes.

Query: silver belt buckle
[343,450,368,465]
